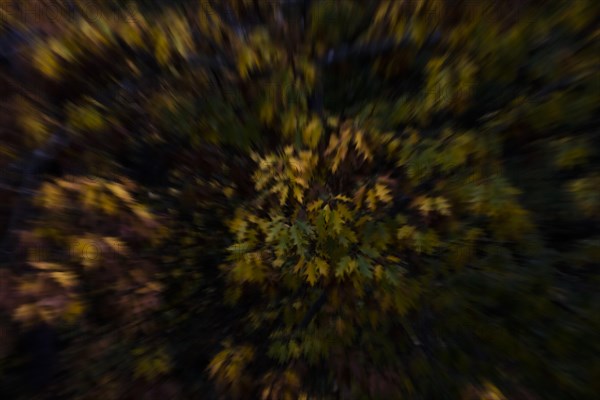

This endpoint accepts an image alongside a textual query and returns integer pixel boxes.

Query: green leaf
[335,256,352,278]
[357,256,373,279]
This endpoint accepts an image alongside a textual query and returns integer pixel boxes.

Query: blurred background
[0,1,599,399]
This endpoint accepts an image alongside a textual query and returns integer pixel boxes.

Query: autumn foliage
[1,1,599,399]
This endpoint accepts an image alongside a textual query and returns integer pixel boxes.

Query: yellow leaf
[279,185,289,205]
[71,238,102,268]
[103,236,127,254]
[305,261,317,286]
[397,225,416,240]
[34,44,61,79]
[14,304,38,324]
[315,257,329,277]
[323,204,331,223]
[375,183,393,203]
[64,300,84,323]
[366,188,378,211]
[50,271,78,288]
[294,176,308,188]
[29,262,63,271]
[327,116,339,128]
[354,130,372,161]
[107,183,133,203]
[348,259,358,274]
[334,195,352,203]
[354,185,366,209]
[325,135,340,169]
[133,206,155,223]
[293,256,305,274]
[273,258,285,268]
[293,186,304,203]
[336,203,352,221]
[308,199,324,212]
[413,196,434,216]
[303,117,323,149]
[435,196,451,215]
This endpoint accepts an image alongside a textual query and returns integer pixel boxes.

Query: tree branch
[319,31,442,66]
[297,289,328,330]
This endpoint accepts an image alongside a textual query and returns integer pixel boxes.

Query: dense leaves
[1,1,599,399]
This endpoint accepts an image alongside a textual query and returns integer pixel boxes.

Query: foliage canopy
[1,1,599,399]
